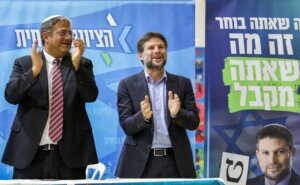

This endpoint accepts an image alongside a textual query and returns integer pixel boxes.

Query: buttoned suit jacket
[246,170,300,185]
[115,71,200,178]
[2,52,98,169]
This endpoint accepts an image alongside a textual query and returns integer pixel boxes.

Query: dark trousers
[141,154,180,178]
[13,149,85,179]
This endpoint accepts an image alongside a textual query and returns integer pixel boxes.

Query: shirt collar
[144,70,167,83]
[43,50,62,65]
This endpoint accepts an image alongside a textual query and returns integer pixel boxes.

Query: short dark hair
[40,16,71,45]
[256,124,294,149]
[137,32,168,53]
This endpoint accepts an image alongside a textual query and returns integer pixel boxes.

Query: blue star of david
[213,110,287,153]
[212,110,287,176]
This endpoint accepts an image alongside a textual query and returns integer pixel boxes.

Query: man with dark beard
[115,32,199,178]
[247,124,300,185]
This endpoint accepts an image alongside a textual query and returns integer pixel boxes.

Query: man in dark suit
[115,32,199,178]
[2,15,98,179]
[247,124,300,185]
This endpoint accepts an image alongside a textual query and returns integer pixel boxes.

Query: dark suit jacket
[246,170,300,185]
[115,71,199,178]
[2,52,98,169]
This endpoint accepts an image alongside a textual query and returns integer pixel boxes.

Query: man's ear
[138,52,143,60]
[256,149,260,159]
[292,146,296,156]
[42,32,49,44]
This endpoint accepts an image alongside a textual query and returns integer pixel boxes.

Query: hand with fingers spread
[72,38,85,70]
[31,40,43,78]
[168,91,181,117]
[140,95,152,121]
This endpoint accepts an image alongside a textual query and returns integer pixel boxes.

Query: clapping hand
[31,40,43,78]
[140,95,152,121]
[72,38,85,70]
[168,91,181,117]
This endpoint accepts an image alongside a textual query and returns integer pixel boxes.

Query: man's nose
[268,154,278,163]
[153,47,160,52]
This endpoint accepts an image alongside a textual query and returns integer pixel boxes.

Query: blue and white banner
[0,0,195,179]
[206,0,300,180]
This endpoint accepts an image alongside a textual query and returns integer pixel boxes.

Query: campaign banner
[0,0,195,179]
[206,0,300,180]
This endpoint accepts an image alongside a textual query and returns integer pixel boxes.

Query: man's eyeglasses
[55,31,76,39]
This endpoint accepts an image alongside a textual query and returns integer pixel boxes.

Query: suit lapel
[166,72,177,96]
[137,71,149,100]
[60,54,72,87]
[38,53,49,104]
[166,72,177,126]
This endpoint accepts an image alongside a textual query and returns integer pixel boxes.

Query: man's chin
[147,64,165,69]
[152,62,166,69]
[61,46,71,53]
[56,50,70,58]
[149,66,164,70]
[265,171,283,182]
[265,174,277,181]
